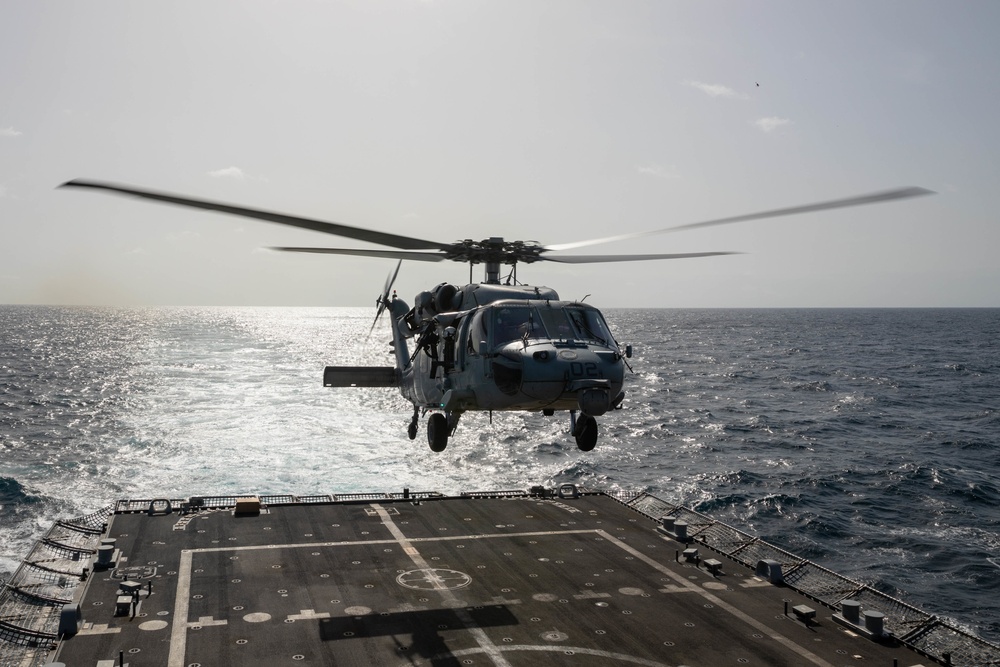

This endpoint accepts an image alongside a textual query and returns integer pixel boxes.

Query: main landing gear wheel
[427,413,448,452]
[574,414,598,452]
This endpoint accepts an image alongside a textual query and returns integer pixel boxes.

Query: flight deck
[3,488,998,666]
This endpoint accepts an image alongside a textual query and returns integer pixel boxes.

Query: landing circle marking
[138,620,168,631]
[345,606,372,616]
[243,612,271,623]
[396,569,472,591]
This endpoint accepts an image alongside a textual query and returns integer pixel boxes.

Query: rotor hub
[443,238,545,265]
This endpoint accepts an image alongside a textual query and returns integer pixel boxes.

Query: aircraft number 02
[570,361,601,378]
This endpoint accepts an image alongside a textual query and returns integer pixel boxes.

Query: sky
[2,0,998,308]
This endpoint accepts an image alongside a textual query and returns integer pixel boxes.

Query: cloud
[1,126,23,138]
[637,164,680,180]
[684,80,746,99]
[0,185,7,198]
[754,116,790,133]
[207,166,246,179]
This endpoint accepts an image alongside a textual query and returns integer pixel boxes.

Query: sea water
[2,306,998,642]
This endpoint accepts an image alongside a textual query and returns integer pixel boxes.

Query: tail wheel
[407,407,419,440]
[574,415,598,452]
[427,413,449,452]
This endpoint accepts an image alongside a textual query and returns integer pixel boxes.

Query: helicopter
[61,179,932,452]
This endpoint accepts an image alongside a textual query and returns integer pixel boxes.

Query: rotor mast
[484,237,504,284]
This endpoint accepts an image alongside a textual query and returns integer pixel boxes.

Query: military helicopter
[61,179,931,452]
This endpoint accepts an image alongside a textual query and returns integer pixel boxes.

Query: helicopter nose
[578,387,611,416]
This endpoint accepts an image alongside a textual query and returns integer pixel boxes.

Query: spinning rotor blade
[273,247,447,262]
[60,179,450,251]
[370,259,402,336]
[542,251,741,264]
[545,186,934,252]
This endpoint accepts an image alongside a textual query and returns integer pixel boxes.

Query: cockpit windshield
[488,304,613,347]
[492,306,541,345]
[537,308,574,339]
[566,307,612,344]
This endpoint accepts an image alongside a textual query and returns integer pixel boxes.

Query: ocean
[2,305,998,643]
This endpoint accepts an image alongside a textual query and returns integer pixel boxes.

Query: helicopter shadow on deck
[317,604,519,665]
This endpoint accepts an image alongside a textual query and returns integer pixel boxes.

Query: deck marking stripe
[373,503,513,667]
[177,529,596,555]
[449,644,672,666]
[596,530,837,667]
[167,549,193,667]
[75,624,122,636]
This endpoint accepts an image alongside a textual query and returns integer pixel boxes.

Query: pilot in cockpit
[516,320,538,338]
[494,310,519,344]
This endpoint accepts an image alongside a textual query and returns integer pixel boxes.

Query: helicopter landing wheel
[427,413,449,452]
[407,422,418,440]
[574,414,598,452]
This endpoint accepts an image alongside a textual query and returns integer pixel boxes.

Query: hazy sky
[2,1,997,308]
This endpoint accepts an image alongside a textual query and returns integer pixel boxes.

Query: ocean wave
[0,476,40,513]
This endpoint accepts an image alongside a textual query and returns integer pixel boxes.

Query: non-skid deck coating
[50,493,933,667]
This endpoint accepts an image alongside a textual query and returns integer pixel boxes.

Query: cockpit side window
[469,311,487,354]
[454,315,469,368]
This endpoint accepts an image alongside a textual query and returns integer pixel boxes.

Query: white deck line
[166,549,193,667]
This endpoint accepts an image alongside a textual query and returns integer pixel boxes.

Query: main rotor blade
[546,186,934,252]
[541,251,741,264]
[272,247,447,262]
[61,179,450,251]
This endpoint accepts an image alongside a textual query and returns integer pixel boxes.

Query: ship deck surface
[50,492,931,667]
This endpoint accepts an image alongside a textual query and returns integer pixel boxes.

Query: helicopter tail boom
[323,366,399,387]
